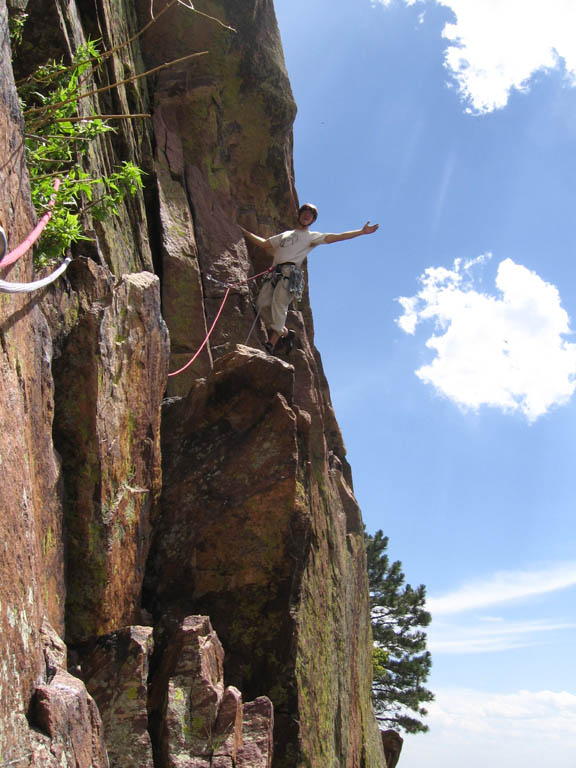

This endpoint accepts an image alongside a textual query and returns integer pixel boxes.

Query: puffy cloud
[399,688,576,768]
[439,0,576,113]
[396,255,576,421]
[372,0,576,113]
[427,562,576,616]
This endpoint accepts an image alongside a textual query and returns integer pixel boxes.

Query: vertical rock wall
[0,2,109,763]
[1,0,62,760]
[0,0,386,765]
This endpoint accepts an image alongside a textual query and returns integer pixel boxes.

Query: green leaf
[15,38,146,265]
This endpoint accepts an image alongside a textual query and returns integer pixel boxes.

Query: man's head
[297,203,318,227]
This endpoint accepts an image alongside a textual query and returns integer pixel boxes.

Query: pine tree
[365,530,434,734]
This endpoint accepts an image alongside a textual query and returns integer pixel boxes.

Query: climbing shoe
[276,329,296,354]
[264,341,275,355]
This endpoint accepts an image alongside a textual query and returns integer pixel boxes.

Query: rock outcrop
[74,615,274,768]
[381,730,404,768]
[26,621,109,767]
[149,344,381,766]
[48,259,169,642]
[77,625,155,767]
[0,0,387,766]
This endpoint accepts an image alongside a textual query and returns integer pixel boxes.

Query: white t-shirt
[268,229,326,267]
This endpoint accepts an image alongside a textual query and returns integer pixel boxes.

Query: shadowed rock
[147,345,383,767]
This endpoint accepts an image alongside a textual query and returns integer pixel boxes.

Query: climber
[241,203,378,354]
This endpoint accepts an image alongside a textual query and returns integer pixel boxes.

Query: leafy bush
[17,39,144,265]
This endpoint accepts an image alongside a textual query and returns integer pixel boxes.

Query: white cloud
[399,688,576,768]
[439,0,576,114]
[429,617,576,654]
[373,0,576,113]
[396,256,576,421]
[427,562,576,615]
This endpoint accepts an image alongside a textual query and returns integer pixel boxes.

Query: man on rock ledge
[241,203,378,354]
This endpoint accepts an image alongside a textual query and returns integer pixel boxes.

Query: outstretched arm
[323,221,379,244]
[240,226,274,251]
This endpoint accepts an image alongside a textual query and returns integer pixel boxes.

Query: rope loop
[167,265,274,377]
[0,256,72,294]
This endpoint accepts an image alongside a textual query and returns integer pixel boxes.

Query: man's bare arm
[240,226,274,251]
[323,221,379,244]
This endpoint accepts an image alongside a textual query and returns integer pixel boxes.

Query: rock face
[49,259,169,642]
[381,730,404,768]
[149,345,382,766]
[31,667,110,768]
[0,2,67,760]
[0,0,386,766]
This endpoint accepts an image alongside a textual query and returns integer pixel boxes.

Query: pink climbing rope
[168,286,232,377]
[167,265,274,378]
[0,178,61,268]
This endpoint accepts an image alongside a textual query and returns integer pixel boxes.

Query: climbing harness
[264,262,304,301]
[167,265,274,378]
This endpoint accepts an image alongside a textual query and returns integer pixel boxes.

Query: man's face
[298,208,316,227]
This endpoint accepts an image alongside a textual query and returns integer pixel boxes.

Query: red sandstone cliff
[0,0,386,765]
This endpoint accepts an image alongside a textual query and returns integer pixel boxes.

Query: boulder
[31,670,109,768]
[236,697,274,768]
[381,729,404,768]
[149,615,226,763]
[26,621,109,768]
[79,626,155,768]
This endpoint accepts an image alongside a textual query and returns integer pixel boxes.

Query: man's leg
[267,279,292,350]
[256,281,274,341]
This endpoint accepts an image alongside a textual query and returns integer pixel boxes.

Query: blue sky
[273,0,576,765]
